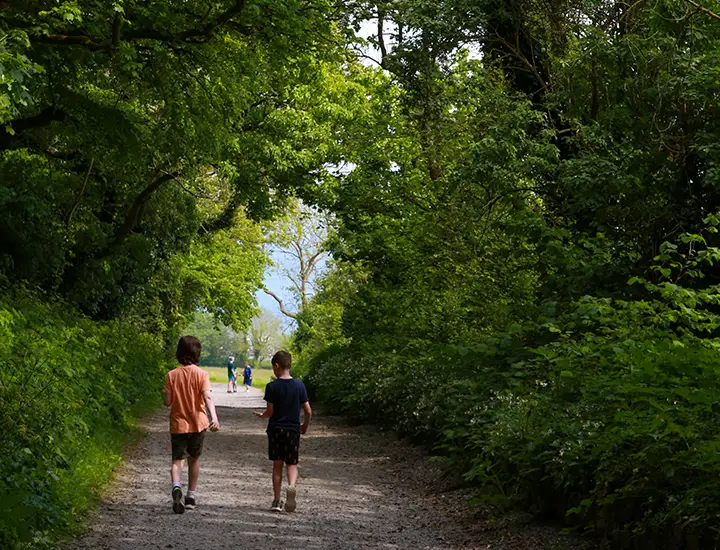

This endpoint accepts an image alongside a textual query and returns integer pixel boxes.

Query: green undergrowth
[302,230,720,548]
[0,290,170,549]
[50,394,158,548]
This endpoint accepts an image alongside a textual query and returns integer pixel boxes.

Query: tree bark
[0,107,68,150]
[262,288,298,319]
[113,173,177,245]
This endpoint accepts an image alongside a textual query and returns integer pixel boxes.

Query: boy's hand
[209,419,220,432]
[252,410,264,418]
[300,425,308,435]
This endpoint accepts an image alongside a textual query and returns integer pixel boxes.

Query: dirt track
[63,384,589,550]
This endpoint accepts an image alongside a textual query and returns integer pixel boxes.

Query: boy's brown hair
[176,336,202,365]
[271,350,292,371]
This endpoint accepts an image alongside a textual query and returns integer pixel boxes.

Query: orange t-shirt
[164,364,211,434]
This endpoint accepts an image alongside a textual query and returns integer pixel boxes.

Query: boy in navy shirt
[253,350,312,512]
[242,360,253,392]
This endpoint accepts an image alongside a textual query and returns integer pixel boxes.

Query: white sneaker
[285,485,297,513]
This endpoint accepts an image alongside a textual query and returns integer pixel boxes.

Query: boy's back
[165,364,210,433]
[264,378,308,432]
[254,350,312,513]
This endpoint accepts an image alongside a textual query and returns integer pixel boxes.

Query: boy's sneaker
[172,487,185,514]
[285,485,297,513]
[270,499,283,512]
[184,495,196,510]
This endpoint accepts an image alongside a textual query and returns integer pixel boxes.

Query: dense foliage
[6,0,720,547]
[295,1,720,547]
[0,0,349,324]
[0,1,355,547]
[0,291,168,549]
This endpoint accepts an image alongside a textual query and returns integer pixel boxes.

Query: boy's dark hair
[176,336,202,365]
[272,350,292,371]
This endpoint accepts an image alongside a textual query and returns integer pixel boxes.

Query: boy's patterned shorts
[267,427,300,465]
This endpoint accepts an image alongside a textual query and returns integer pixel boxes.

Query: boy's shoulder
[168,364,208,379]
[267,377,305,390]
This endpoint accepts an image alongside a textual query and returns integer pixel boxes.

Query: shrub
[0,291,170,549]
[305,283,720,547]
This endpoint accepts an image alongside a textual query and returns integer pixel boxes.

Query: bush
[0,291,170,549]
[305,281,720,548]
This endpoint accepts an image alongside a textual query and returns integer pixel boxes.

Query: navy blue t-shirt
[264,378,309,433]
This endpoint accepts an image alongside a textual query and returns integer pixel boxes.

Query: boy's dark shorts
[267,427,300,465]
[171,431,206,461]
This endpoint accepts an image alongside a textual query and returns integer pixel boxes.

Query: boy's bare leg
[171,459,184,484]
[170,459,186,513]
[285,464,299,512]
[287,464,298,486]
[187,456,200,492]
[272,460,284,500]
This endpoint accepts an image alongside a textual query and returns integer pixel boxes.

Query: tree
[249,309,283,366]
[262,201,330,320]
[0,0,351,324]
[298,1,720,546]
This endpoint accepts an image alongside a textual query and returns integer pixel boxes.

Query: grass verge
[44,394,161,550]
[201,366,274,392]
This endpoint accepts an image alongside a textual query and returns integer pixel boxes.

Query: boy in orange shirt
[164,335,220,514]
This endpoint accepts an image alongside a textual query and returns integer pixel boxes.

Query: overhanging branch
[1,106,68,150]
[262,288,298,319]
[113,172,178,245]
[28,0,249,51]
[685,0,720,21]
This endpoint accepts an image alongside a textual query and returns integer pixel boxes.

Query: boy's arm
[163,374,172,407]
[252,401,274,418]
[202,390,220,429]
[300,401,312,434]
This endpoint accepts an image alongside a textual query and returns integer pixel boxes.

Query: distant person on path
[243,360,253,392]
[164,336,220,514]
[253,350,312,513]
[227,356,237,393]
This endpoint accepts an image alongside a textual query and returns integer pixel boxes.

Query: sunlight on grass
[201,366,274,392]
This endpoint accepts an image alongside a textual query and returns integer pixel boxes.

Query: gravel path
[63,384,591,550]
